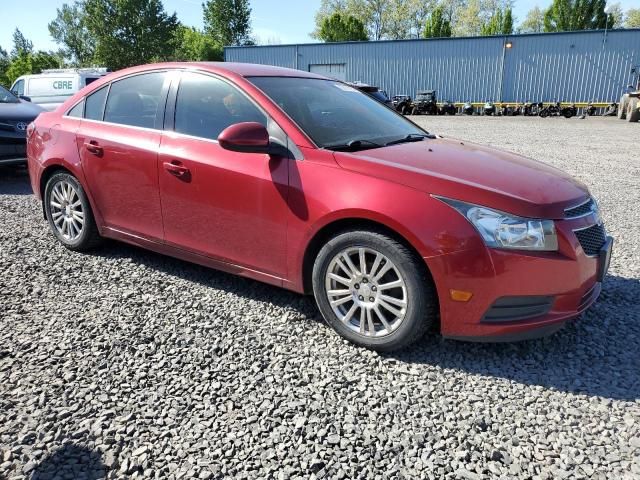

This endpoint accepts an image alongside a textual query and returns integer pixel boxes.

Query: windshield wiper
[324,139,383,152]
[385,133,432,147]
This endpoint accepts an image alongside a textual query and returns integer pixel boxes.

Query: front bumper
[425,216,611,341]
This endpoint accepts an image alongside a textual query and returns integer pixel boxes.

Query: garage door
[309,64,347,81]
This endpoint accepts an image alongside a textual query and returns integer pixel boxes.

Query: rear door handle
[163,161,190,178]
[84,140,103,156]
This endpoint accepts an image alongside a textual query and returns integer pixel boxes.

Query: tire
[626,97,639,122]
[411,106,419,115]
[618,94,628,120]
[44,172,102,251]
[312,230,436,352]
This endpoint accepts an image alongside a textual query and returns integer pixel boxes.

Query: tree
[627,8,640,28]
[203,0,252,46]
[173,25,223,61]
[481,6,513,35]
[518,6,545,33]
[318,12,369,41]
[48,1,96,66]
[543,0,610,32]
[84,0,179,70]
[0,47,10,87]
[423,6,452,38]
[11,29,33,57]
[452,0,484,36]
[4,30,60,85]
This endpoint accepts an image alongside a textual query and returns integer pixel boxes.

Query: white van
[10,68,109,111]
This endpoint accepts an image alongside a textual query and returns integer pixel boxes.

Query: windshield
[0,85,19,104]
[249,77,426,149]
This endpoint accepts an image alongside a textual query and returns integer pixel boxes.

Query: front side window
[85,86,108,121]
[174,72,267,141]
[249,77,425,149]
[12,79,25,96]
[104,72,167,129]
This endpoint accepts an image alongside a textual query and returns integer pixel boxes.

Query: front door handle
[84,140,103,156]
[163,161,190,178]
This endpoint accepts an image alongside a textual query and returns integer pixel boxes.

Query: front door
[158,71,290,278]
[77,72,170,240]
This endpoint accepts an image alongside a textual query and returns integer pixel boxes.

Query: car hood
[0,100,45,121]
[332,137,589,219]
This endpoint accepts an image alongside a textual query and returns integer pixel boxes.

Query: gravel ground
[0,116,639,480]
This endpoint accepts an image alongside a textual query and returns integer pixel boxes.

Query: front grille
[574,224,606,256]
[565,198,595,218]
[482,296,554,323]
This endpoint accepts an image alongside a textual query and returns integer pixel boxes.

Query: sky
[1,0,637,53]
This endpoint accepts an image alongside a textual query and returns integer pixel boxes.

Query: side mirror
[218,122,270,154]
[19,95,31,102]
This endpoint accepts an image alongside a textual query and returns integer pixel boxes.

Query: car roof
[110,62,329,80]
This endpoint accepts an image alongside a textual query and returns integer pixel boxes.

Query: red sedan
[27,62,612,351]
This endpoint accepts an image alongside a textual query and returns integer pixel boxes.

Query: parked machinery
[439,100,456,115]
[585,103,597,116]
[391,95,412,115]
[483,102,496,116]
[617,74,640,122]
[411,90,439,115]
[462,102,475,115]
[539,102,577,118]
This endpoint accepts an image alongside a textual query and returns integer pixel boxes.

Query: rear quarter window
[85,86,109,121]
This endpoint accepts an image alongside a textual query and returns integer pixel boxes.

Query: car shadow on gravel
[29,443,105,479]
[0,165,32,195]
[90,241,322,320]
[385,274,640,402]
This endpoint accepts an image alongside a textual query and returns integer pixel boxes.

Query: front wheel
[312,230,436,351]
[618,94,629,119]
[626,98,639,122]
[44,172,102,251]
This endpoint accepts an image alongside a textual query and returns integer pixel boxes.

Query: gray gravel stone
[0,117,639,479]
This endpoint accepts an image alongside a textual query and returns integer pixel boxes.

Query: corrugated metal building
[225,29,640,103]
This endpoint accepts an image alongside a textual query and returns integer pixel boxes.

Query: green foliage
[48,1,96,66]
[84,0,179,70]
[173,26,223,61]
[543,0,610,32]
[423,6,452,38]
[11,29,33,57]
[518,6,545,33]
[481,6,513,35]
[318,12,369,41]
[1,30,60,86]
[203,0,252,46]
[0,47,11,88]
[625,8,640,28]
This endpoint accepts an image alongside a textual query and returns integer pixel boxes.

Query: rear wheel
[44,172,102,251]
[626,97,639,122]
[312,230,436,351]
[618,94,629,119]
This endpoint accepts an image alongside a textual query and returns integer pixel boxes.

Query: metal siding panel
[225,30,640,103]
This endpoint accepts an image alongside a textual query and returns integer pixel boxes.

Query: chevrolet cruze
[27,63,613,351]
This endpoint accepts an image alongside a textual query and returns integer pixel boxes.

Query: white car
[10,68,109,111]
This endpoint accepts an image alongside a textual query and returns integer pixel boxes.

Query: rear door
[77,71,171,240]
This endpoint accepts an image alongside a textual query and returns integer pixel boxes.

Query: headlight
[437,197,558,251]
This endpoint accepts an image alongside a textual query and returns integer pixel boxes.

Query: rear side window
[104,72,167,129]
[174,72,267,141]
[85,86,108,121]
[67,100,85,118]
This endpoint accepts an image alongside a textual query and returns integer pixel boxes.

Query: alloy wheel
[324,247,408,338]
[49,180,85,242]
